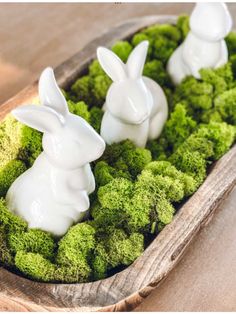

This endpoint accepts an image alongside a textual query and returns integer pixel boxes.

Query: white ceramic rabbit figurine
[167,2,233,85]
[97,41,168,148]
[6,67,105,237]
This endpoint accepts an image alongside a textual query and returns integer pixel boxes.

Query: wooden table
[0,3,235,311]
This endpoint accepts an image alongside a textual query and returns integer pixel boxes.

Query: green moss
[8,229,55,260]
[70,75,93,105]
[152,36,178,64]
[176,15,190,39]
[196,122,236,160]
[169,150,206,186]
[226,32,236,56]
[111,41,133,62]
[131,33,152,58]
[94,161,130,187]
[163,103,197,151]
[0,226,14,267]
[146,138,168,161]
[54,263,91,283]
[143,59,172,87]
[94,228,144,269]
[176,134,214,159]
[200,68,228,96]
[0,198,27,233]
[89,107,103,133]
[0,21,236,285]
[0,160,26,197]
[214,88,236,125]
[143,23,181,42]
[98,178,133,210]
[67,100,90,122]
[56,223,95,268]
[89,59,105,77]
[91,74,112,107]
[145,161,197,196]
[15,251,55,282]
[92,244,108,280]
[156,197,175,225]
[0,115,42,167]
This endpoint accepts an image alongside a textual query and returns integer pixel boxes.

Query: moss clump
[170,150,206,186]
[214,88,236,125]
[131,33,152,59]
[15,251,55,282]
[163,103,197,152]
[94,161,130,187]
[176,15,190,39]
[226,31,236,56]
[0,198,27,233]
[145,161,197,196]
[8,229,55,260]
[111,41,133,62]
[90,107,103,133]
[100,140,152,179]
[195,122,236,160]
[56,223,95,268]
[0,226,14,267]
[92,228,144,279]
[143,59,172,87]
[89,60,105,77]
[67,100,90,122]
[98,178,133,210]
[91,74,112,106]
[70,75,93,106]
[0,160,26,197]
[0,115,42,167]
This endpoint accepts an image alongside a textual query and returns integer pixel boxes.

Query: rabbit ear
[39,67,69,117]
[97,47,127,82]
[12,105,64,133]
[126,41,149,79]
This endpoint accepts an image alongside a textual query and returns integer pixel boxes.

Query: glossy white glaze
[6,67,105,236]
[97,41,168,147]
[167,2,232,85]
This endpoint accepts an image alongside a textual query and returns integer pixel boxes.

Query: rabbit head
[97,41,153,125]
[190,2,232,41]
[12,67,105,170]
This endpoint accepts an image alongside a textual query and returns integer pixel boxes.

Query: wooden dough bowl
[0,15,235,312]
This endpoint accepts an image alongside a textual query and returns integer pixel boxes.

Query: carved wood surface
[0,15,235,311]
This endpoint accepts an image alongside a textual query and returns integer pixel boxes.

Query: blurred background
[0,3,235,312]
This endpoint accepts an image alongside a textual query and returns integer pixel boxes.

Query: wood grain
[0,14,235,311]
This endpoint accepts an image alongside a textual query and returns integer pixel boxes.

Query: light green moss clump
[214,88,236,125]
[226,31,236,56]
[0,160,26,197]
[111,41,133,62]
[8,229,56,260]
[67,100,91,122]
[176,15,190,39]
[195,122,236,160]
[0,198,27,233]
[163,103,197,152]
[90,107,103,133]
[0,115,42,167]
[0,226,14,267]
[70,75,93,106]
[15,251,55,282]
[143,59,172,87]
[100,140,152,179]
[92,228,144,280]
